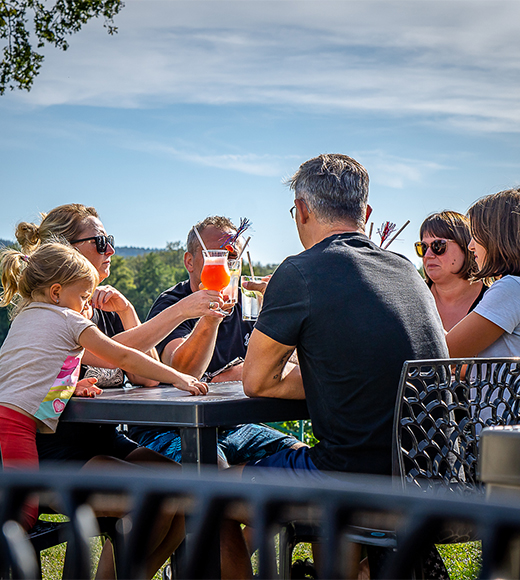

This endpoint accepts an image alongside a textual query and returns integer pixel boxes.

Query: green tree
[102,254,135,296]
[0,0,124,94]
[128,252,179,321]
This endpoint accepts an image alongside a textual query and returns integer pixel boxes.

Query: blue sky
[1,0,520,268]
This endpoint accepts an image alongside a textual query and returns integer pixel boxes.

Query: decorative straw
[246,251,255,277]
[383,220,411,249]
[194,227,208,253]
[237,236,251,261]
[368,222,374,240]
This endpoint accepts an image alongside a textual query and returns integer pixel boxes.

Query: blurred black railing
[1,466,520,579]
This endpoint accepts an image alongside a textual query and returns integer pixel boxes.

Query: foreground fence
[1,466,520,579]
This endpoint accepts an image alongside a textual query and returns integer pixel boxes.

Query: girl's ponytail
[0,249,29,308]
[15,221,41,254]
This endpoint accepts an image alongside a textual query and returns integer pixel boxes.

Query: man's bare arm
[161,317,222,378]
[242,328,305,399]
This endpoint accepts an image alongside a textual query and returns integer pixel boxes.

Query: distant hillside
[0,239,161,257]
[114,246,161,257]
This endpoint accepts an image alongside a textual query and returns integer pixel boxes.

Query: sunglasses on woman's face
[71,234,115,254]
[414,239,454,258]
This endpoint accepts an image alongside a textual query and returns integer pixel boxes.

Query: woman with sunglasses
[416,211,486,331]
[14,204,224,457]
[12,204,230,578]
[447,189,520,358]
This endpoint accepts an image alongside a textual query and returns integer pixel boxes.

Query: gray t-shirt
[474,276,520,357]
[0,302,95,432]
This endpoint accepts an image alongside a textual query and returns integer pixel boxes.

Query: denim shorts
[242,446,332,483]
[128,423,298,465]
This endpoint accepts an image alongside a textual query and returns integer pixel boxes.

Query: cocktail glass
[241,276,264,321]
[201,250,231,315]
[222,258,242,306]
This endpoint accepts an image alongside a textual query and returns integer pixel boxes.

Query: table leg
[179,426,219,469]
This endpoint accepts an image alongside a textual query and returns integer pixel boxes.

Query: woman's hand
[173,372,209,396]
[74,377,103,397]
[181,289,226,320]
[91,285,132,313]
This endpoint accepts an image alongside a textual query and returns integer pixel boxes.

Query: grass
[37,513,482,580]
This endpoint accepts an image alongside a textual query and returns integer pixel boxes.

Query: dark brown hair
[468,188,520,279]
[419,211,478,285]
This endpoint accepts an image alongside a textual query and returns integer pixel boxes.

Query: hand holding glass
[241,276,264,321]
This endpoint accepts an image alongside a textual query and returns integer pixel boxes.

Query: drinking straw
[383,220,410,250]
[237,236,251,261]
[194,227,208,253]
[368,222,374,240]
[246,251,255,277]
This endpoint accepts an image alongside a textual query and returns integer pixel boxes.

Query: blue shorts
[242,446,332,483]
[128,423,298,465]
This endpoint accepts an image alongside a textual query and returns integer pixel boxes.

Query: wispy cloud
[4,0,520,133]
[127,139,294,176]
[356,150,448,190]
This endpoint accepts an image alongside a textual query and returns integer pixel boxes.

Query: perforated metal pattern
[394,358,520,492]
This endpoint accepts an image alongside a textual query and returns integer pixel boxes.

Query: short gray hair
[286,154,369,226]
[186,216,237,255]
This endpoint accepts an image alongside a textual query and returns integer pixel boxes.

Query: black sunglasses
[414,239,454,258]
[71,234,115,254]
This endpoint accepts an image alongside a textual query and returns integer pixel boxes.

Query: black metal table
[61,381,309,468]
[60,381,309,575]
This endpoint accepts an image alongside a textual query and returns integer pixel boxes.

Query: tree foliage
[0,0,124,94]
[0,243,279,344]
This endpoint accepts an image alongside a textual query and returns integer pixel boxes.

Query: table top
[61,381,309,428]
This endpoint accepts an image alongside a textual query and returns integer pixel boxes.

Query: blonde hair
[0,242,99,317]
[16,204,99,254]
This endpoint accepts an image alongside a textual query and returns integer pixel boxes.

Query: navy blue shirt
[147,279,255,374]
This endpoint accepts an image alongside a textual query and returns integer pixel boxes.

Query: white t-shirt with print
[0,302,95,433]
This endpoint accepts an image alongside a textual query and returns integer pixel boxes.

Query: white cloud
[4,0,520,133]
[356,150,448,190]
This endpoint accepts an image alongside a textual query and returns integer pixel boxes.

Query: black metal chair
[0,448,118,579]
[279,357,520,578]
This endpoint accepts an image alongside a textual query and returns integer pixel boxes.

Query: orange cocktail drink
[201,250,231,291]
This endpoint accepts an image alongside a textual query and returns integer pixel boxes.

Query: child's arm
[78,326,208,395]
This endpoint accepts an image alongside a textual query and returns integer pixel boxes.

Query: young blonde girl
[447,188,520,357]
[0,242,207,530]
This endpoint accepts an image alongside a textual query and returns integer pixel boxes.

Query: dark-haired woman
[416,211,486,331]
[447,189,520,357]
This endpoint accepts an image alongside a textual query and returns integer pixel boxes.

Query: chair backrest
[392,358,520,493]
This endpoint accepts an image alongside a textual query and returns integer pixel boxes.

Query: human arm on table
[78,326,208,395]
[242,328,304,399]
[160,314,223,379]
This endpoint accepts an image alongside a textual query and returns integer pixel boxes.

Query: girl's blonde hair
[468,188,520,279]
[16,204,99,253]
[0,242,99,316]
